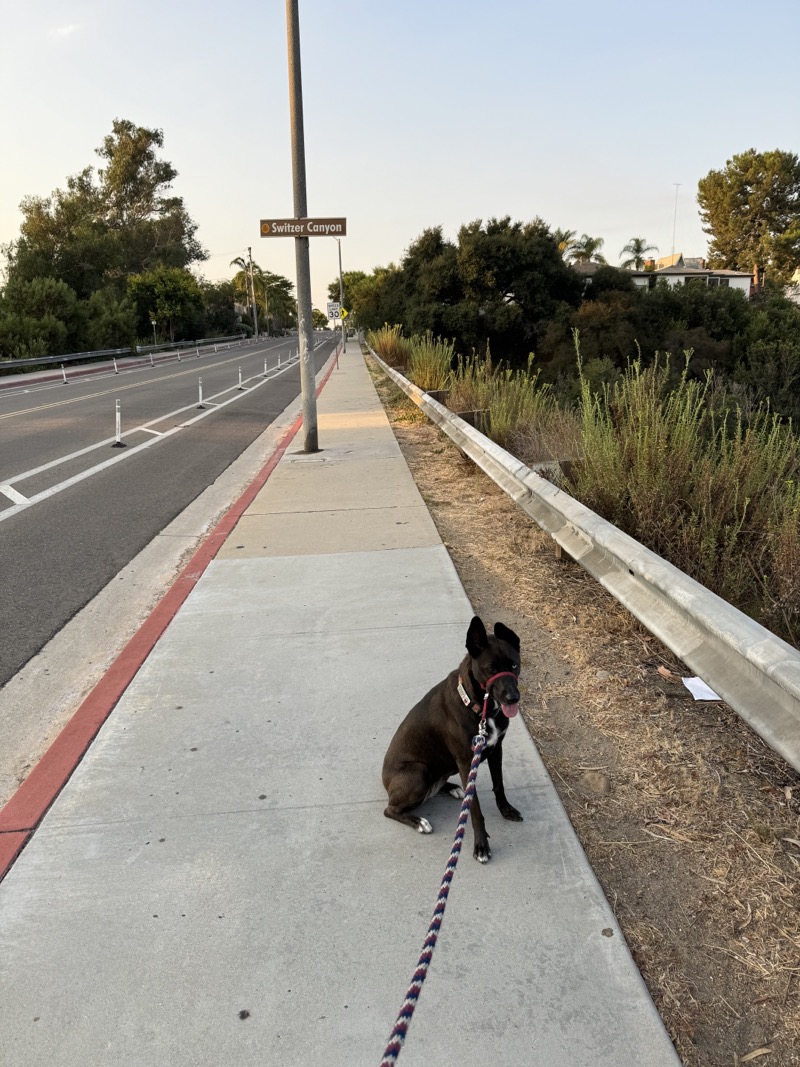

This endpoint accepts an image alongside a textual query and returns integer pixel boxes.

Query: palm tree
[619,237,658,270]
[568,234,607,264]
[229,256,297,333]
[552,227,577,259]
[230,255,256,326]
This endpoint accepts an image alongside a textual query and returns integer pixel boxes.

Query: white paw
[452,787,465,800]
[477,853,489,864]
[417,818,433,834]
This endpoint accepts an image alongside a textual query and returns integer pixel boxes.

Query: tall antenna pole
[671,183,682,260]
[286,0,318,452]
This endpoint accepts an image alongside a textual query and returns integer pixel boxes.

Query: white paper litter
[682,676,722,701]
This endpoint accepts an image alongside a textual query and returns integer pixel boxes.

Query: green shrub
[409,330,454,391]
[570,333,800,638]
[366,324,412,372]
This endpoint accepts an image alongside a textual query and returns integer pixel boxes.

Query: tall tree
[327,269,371,324]
[568,234,607,264]
[199,279,239,336]
[619,237,658,270]
[127,265,204,342]
[697,148,800,287]
[4,119,206,299]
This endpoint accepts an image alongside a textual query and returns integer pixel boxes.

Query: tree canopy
[229,259,297,334]
[0,119,304,357]
[697,148,800,287]
[4,119,207,300]
[351,218,583,362]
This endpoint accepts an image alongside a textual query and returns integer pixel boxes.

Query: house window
[708,277,729,288]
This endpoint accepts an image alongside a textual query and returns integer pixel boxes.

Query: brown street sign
[260,217,346,237]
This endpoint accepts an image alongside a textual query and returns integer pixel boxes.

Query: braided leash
[379,730,487,1066]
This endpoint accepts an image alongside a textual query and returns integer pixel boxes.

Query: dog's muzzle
[485,671,520,718]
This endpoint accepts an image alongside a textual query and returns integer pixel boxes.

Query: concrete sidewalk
[0,348,680,1065]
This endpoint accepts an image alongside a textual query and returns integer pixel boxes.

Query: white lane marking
[141,428,164,436]
[0,357,300,488]
[0,484,28,505]
[0,358,306,525]
[0,338,294,417]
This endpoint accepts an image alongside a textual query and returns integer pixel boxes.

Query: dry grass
[366,353,800,1067]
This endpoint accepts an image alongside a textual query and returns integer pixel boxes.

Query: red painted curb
[0,832,29,873]
[0,352,340,877]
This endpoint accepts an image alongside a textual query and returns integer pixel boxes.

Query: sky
[1,1,798,316]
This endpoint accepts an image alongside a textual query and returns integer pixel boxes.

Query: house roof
[571,261,602,275]
[655,266,752,279]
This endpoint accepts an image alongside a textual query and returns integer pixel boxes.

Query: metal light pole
[335,237,346,355]
[248,246,259,339]
[286,0,318,452]
[152,319,157,346]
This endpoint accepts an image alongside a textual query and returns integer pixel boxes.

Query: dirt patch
[367,355,800,1067]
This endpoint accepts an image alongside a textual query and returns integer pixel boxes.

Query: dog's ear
[494,621,520,652]
[466,616,488,658]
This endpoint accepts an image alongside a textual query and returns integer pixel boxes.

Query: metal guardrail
[0,335,247,373]
[371,350,800,775]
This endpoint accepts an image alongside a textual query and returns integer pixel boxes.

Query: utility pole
[336,237,346,354]
[286,0,318,452]
[247,246,259,339]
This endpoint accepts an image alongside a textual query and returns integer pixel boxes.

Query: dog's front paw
[473,843,492,863]
[415,817,433,834]
[499,803,523,822]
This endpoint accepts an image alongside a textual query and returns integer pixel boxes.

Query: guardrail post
[112,399,126,448]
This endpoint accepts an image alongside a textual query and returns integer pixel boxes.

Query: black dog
[382,616,523,862]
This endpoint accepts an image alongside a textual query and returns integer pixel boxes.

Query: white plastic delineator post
[112,399,126,448]
[198,377,205,409]
[238,367,244,391]
[62,364,68,385]
[113,358,119,374]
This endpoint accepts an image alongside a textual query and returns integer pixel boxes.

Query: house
[628,255,752,296]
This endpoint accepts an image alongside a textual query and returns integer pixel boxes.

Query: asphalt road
[0,337,334,687]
